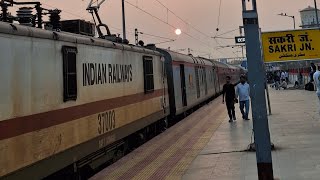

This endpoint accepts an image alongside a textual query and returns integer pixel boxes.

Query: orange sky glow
[11,0,317,58]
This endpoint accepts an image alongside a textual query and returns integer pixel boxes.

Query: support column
[241,0,274,179]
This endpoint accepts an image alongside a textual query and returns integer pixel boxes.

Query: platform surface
[183,88,320,180]
[91,88,320,180]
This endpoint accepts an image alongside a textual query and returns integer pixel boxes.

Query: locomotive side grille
[195,66,200,98]
[62,46,78,102]
[143,56,155,93]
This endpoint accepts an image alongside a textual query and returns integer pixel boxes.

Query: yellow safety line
[165,111,226,180]
[131,105,225,180]
[98,110,204,180]
[95,97,223,180]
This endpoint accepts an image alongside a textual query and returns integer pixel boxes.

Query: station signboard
[235,36,246,44]
[261,29,320,62]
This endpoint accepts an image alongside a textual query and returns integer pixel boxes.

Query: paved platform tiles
[91,96,228,180]
[91,88,320,180]
[183,88,320,180]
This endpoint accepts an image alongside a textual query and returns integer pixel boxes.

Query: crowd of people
[267,70,288,90]
[222,63,320,122]
[267,63,317,91]
[221,62,320,123]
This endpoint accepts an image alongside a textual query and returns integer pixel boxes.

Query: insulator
[49,9,61,31]
[16,7,33,26]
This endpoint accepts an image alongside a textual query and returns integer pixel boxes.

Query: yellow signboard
[261,29,320,62]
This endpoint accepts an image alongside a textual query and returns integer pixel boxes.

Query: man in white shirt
[310,63,316,82]
[236,75,250,120]
[280,79,287,90]
[281,71,286,81]
[285,71,289,83]
[313,66,320,114]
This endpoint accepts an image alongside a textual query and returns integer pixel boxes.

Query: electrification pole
[241,0,274,179]
[314,0,320,27]
[135,28,139,45]
[122,0,127,40]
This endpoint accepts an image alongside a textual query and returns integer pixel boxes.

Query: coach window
[62,46,78,102]
[143,56,154,93]
[195,66,200,98]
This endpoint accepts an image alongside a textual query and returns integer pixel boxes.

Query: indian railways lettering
[83,63,133,86]
[98,110,116,134]
[268,33,313,59]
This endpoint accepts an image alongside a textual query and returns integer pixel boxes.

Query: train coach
[156,48,242,118]
[0,21,169,179]
[0,20,244,179]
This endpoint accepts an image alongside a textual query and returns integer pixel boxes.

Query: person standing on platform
[281,71,286,82]
[310,63,316,82]
[274,73,280,90]
[277,71,281,79]
[236,75,250,120]
[285,71,289,83]
[222,76,236,123]
[313,66,320,114]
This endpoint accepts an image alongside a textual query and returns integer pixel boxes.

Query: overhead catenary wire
[153,0,212,39]
[154,39,175,45]
[125,0,213,49]
[153,0,235,58]
[29,0,90,20]
[212,27,242,57]
[125,1,175,29]
[30,0,133,35]
[214,28,238,38]
[37,0,215,56]
[30,0,214,56]
[215,0,222,35]
[140,31,175,41]
[28,0,174,42]
[208,0,242,58]
[213,38,231,57]
[126,0,213,48]
[213,37,239,58]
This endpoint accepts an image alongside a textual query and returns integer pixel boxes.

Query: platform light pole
[122,0,127,41]
[278,13,296,29]
[241,0,274,179]
[314,0,320,27]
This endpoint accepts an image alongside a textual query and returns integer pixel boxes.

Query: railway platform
[91,88,320,180]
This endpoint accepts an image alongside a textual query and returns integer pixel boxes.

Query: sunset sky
[12,0,318,58]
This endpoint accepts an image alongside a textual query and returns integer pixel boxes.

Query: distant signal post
[262,29,320,62]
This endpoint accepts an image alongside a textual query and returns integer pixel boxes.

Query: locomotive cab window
[62,46,78,102]
[143,56,154,93]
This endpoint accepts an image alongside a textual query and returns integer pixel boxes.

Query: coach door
[214,67,220,93]
[180,64,187,106]
[212,67,218,95]
[204,67,208,95]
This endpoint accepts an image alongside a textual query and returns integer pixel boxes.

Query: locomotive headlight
[175,29,182,35]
